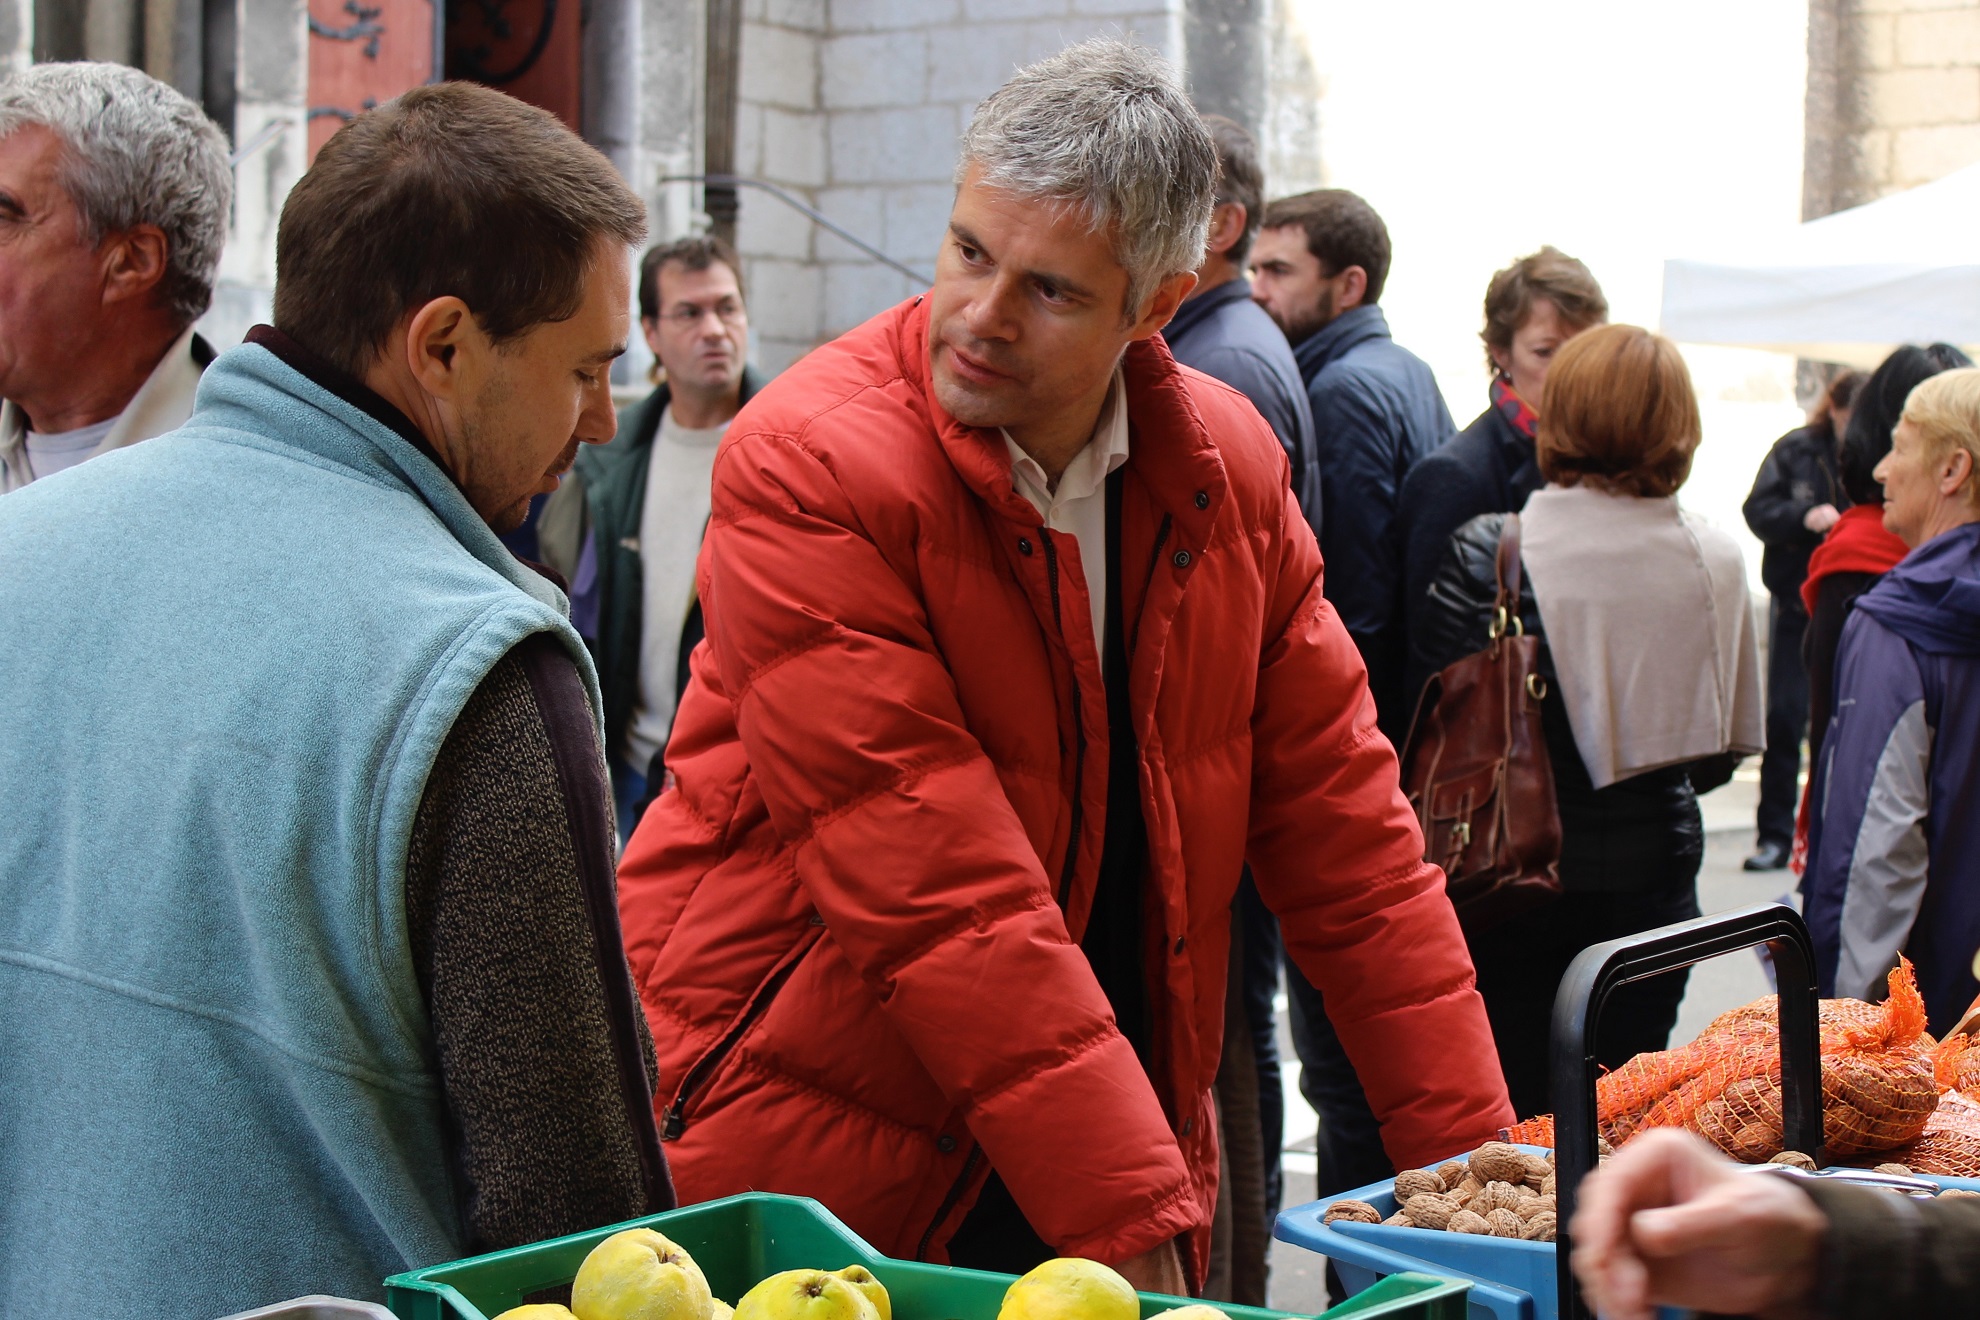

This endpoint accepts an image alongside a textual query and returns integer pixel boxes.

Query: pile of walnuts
[1322,1141,1560,1242]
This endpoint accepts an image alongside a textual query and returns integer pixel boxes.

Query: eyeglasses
[660,301,747,329]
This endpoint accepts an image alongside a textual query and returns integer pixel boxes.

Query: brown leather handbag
[1400,514,1562,933]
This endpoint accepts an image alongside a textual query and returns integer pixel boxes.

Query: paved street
[1264,770,1780,1312]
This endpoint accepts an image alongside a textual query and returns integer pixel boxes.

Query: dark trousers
[1235,877,1284,1214]
[1285,962,1394,1196]
[1469,883,1700,1121]
[1758,598,1811,846]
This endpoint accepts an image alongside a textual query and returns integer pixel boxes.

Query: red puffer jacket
[618,295,1511,1275]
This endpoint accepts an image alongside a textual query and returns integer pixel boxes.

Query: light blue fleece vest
[0,344,597,1319]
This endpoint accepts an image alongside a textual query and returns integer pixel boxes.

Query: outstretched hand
[1113,1239,1188,1298]
[1569,1129,1827,1320]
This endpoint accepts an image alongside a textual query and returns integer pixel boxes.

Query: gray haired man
[614,40,1509,1296]
[0,62,231,492]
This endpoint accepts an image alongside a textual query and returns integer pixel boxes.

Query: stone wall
[1805,0,1980,218]
[732,0,1188,373]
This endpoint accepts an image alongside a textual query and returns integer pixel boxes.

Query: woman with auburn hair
[1805,368,1980,1035]
[1413,324,1765,1117]
[1400,247,1607,705]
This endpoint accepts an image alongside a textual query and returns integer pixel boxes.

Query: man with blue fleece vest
[0,83,668,1317]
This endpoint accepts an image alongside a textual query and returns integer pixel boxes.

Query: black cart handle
[1547,903,1824,1320]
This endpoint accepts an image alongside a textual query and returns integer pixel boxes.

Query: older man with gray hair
[616,40,1510,1294]
[0,61,230,492]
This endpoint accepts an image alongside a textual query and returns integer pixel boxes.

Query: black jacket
[1416,512,1735,892]
[1293,305,1455,738]
[1398,402,1543,705]
[1743,423,1843,602]
[543,369,766,764]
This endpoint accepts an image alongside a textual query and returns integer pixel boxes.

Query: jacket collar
[895,295,1229,550]
[1162,275,1256,344]
[197,329,569,615]
[0,324,210,491]
[1292,303,1390,380]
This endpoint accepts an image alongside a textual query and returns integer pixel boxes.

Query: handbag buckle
[1527,673,1548,700]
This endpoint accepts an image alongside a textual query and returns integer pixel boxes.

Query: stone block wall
[1806,0,1980,217]
[734,0,1186,373]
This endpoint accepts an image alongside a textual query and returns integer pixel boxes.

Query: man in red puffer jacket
[618,40,1512,1294]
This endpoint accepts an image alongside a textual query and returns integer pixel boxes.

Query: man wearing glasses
[547,237,762,836]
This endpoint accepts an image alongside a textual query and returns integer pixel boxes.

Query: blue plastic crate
[1275,1149,1980,1320]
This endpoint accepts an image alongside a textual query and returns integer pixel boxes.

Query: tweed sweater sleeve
[406,635,672,1252]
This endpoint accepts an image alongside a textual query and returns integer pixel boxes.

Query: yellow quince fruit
[997,1258,1139,1320]
[734,1269,880,1320]
[830,1266,891,1320]
[571,1228,714,1320]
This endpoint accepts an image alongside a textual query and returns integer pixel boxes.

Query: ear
[1128,269,1199,340]
[641,315,665,359]
[401,296,478,401]
[1941,446,1974,495]
[1489,344,1512,378]
[1338,264,1370,311]
[1204,202,1247,259]
[99,224,170,309]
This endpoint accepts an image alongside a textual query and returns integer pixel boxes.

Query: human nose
[578,380,617,445]
[961,272,1021,342]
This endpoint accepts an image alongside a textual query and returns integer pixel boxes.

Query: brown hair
[1481,247,1606,375]
[1537,324,1701,498]
[273,82,646,375]
[1202,114,1264,267]
[638,236,745,322]
[1812,367,1862,432]
[1259,189,1391,304]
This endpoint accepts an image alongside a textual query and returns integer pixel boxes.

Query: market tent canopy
[1660,162,1980,367]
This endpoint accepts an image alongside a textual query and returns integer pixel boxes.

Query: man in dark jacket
[541,237,763,836]
[1252,189,1453,742]
[1251,187,1453,1206]
[1741,397,1848,872]
[1160,113,1316,1303]
[1164,117,1318,541]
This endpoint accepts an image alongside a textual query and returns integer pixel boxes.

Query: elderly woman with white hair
[0,61,231,491]
[1807,367,1980,1035]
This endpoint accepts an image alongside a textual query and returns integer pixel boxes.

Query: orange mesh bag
[1933,994,1980,1095]
[1497,960,1938,1160]
[1876,1090,1980,1177]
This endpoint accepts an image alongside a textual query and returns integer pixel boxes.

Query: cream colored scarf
[1519,484,1765,790]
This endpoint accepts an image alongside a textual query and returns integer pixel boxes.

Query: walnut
[1938,1188,1980,1200]
[1598,1137,1615,1158]
[1393,1168,1446,1200]
[1768,1150,1818,1171]
[1452,1174,1485,1203]
[1518,1193,1556,1220]
[1323,1199,1381,1225]
[1383,1211,1411,1225]
[1472,1180,1524,1215]
[1484,1207,1525,1238]
[1402,1192,1462,1231]
[1521,1211,1558,1241]
[1469,1142,1527,1184]
[1520,1154,1552,1188]
[1436,1160,1469,1190]
[1540,1171,1556,1197]
[1448,1209,1492,1235]
[1875,1163,1914,1176]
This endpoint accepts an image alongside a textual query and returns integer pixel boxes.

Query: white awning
[1660,162,1980,367]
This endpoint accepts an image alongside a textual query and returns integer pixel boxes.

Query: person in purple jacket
[1807,367,1980,1034]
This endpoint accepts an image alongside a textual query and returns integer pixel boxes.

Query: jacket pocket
[661,921,823,1140]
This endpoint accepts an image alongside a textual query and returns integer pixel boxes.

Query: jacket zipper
[662,927,820,1140]
[1040,529,1087,910]
[914,1143,985,1261]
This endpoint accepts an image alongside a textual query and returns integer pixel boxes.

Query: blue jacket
[1164,276,1321,539]
[1806,521,1980,1034]
[1293,304,1454,737]
[0,342,593,1317]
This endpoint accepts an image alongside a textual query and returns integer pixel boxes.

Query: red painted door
[307,0,441,160]
[444,0,582,132]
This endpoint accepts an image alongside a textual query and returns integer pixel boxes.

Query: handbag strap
[1491,513,1524,639]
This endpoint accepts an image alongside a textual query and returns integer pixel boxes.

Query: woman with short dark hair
[1414,324,1765,1118]
[1400,248,1607,706]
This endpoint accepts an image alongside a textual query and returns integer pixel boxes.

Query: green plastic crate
[383,1193,1465,1320]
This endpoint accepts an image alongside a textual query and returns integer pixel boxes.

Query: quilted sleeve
[695,425,1195,1263]
[1246,485,1516,1165]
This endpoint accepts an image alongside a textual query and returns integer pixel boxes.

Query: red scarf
[1491,374,1538,440]
[1800,503,1907,614]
